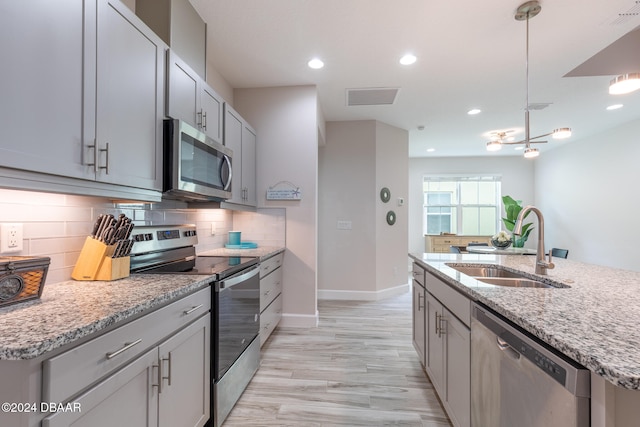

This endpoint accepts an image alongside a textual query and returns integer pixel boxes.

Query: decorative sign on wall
[266,181,302,200]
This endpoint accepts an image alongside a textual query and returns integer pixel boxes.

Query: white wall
[319,121,376,295]
[233,85,319,326]
[408,156,535,255]
[375,122,409,292]
[318,121,409,299]
[535,118,640,271]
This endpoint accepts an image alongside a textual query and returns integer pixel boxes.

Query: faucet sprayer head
[513,205,533,235]
[513,218,523,235]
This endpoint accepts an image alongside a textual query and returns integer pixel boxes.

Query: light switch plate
[1,223,24,253]
[337,220,352,230]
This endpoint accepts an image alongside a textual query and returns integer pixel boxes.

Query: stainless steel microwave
[163,119,233,201]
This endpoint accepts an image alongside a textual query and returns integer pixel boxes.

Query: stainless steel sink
[448,266,524,278]
[446,263,568,288]
[474,277,555,288]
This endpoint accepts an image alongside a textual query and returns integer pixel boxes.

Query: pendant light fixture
[486,1,571,157]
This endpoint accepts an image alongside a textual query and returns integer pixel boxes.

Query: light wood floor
[222,290,452,427]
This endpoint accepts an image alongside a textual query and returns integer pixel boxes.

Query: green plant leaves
[501,195,534,244]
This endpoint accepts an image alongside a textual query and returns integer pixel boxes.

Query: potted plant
[501,195,533,248]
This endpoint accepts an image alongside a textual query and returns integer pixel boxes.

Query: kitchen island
[410,252,640,427]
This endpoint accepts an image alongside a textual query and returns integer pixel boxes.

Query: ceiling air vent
[601,1,640,26]
[346,88,400,106]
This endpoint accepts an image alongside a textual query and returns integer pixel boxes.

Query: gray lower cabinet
[0,0,165,198]
[224,104,257,207]
[260,252,284,346]
[43,348,160,427]
[158,314,211,427]
[44,315,210,427]
[413,264,471,427]
[412,264,426,365]
[39,287,211,427]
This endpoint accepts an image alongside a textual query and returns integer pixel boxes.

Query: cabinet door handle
[418,293,424,311]
[183,304,203,315]
[106,338,142,359]
[197,109,203,127]
[438,316,446,338]
[86,141,98,172]
[202,111,207,130]
[161,353,172,386]
[152,363,161,392]
[434,312,440,335]
[98,142,110,174]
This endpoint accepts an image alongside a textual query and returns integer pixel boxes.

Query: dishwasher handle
[497,336,521,360]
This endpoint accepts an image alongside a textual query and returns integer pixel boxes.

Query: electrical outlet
[1,223,24,253]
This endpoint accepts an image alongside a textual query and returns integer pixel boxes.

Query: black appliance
[129,225,260,427]
[163,119,233,202]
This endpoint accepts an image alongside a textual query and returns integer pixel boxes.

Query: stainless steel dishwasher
[471,303,590,427]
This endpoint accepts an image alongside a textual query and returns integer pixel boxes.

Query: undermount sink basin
[447,266,524,278]
[474,277,555,288]
[446,263,568,289]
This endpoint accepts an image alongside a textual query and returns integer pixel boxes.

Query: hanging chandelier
[486,1,571,158]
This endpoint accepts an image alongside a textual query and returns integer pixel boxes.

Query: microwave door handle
[222,154,232,191]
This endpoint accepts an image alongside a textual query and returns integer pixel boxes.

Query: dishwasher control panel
[515,339,567,385]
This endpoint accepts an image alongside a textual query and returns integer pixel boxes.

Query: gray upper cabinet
[166,50,223,144]
[0,1,91,181]
[224,105,257,207]
[0,0,165,194]
[89,0,165,190]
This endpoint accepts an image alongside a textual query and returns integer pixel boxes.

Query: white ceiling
[189,0,640,158]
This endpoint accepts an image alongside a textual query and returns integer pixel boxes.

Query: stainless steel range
[129,225,261,427]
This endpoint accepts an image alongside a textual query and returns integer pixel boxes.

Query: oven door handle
[218,265,260,291]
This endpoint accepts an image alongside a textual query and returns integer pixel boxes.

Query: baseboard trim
[317,282,410,301]
[279,312,319,328]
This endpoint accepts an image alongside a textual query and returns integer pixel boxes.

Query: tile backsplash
[0,189,285,284]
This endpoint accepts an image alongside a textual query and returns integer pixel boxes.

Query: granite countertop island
[0,274,212,360]
[410,252,640,390]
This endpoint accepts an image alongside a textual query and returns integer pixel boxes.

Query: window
[423,176,501,236]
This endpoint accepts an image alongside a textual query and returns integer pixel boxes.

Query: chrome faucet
[513,205,555,275]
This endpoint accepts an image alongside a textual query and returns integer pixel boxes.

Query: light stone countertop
[409,252,640,390]
[198,246,284,260]
[0,274,211,360]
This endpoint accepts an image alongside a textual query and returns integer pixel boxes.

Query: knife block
[72,237,130,281]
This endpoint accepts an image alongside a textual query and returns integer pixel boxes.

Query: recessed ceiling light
[467,109,482,115]
[427,148,435,152]
[606,104,624,110]
[308,58,324,69]
[399,54,417,65]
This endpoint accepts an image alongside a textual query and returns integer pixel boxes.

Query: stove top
[128,225,258,279]
[132,252,258,279]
